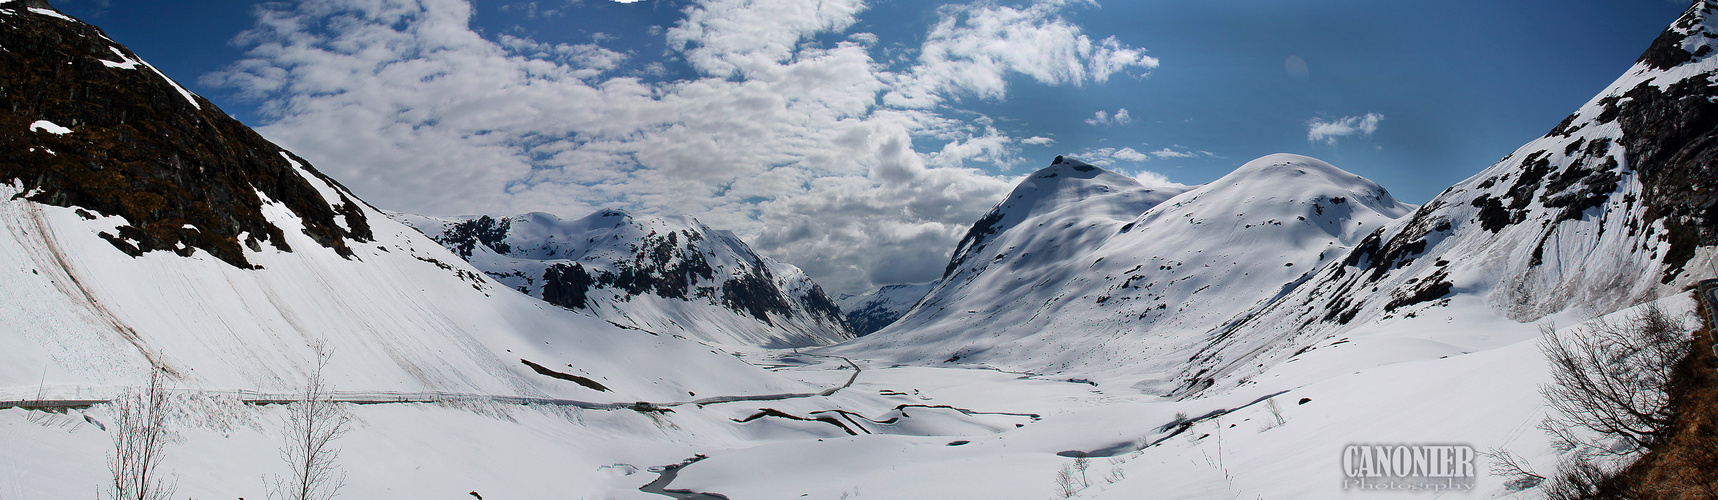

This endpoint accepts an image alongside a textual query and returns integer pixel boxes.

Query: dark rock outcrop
[0,4,372,269]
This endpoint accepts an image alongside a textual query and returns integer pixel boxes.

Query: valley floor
[2,294,1702,499]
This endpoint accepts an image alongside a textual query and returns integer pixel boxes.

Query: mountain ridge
[830,153,1413,395]
[0,1,373,270]
[393,209,854,348]
[839,1,1718,399]
[0,3,806,402]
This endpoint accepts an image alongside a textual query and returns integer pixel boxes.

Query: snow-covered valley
[5,0,1718,498]
[4,292,1699,498]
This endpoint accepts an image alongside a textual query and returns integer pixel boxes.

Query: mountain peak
[393,208,853,347]
[6,0,64,13]
[942,156,1184,279]
[1011,155,1155,212]
[1638,0,1718,71]
[1191,154,1406,217]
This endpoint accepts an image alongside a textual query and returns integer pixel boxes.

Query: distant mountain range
[829,154,1414,393]
[392,210,852,347]
[832,4,1718,396]
[4,0,1718,496]
[836,281,935,336]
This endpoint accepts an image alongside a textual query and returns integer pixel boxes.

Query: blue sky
[49,0,1694,295]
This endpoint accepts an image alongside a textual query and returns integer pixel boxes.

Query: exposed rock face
[395,210,854,348]
[0,3,372,269]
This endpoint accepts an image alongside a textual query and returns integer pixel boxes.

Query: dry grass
[1607,297,1718,499]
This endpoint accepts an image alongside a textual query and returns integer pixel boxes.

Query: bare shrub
[1542,456,1620,500]
[1104,458,1126,484]
[1483,447,1545,491]
[1259,398,1286,431]
[1540,303,1690,453]
[106,369,177,500]
[1054,463,1079,498]
[1537,302,1692,499]
[1073,454,1091,488]
[268,345,352,500]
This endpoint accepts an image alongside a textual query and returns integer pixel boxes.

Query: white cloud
[1307,113,1384,145]
[1084,107,1131,126]
[666,0,866,78]
[205,0,1153,295]
[1075,146,1150,166]
[1131,170,1186,189]
[884,1,1157,108]
[1020,136,1055,146]
[1149,146,1217,159]
[1110,146,1148,162]
[1061,147,1185,188]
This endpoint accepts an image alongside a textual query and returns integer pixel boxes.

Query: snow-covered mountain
[837,2,1718,401]
[0,1,804,402]
[1163,0,1718,397]
[391,210,852,347]
[835,281,935,336]
[5,2,1718,498]
[830,155,1415,392]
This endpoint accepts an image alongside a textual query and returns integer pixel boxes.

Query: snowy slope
[832,155,1413,395]
[6,2,1718,499]
[0,3,805,403]
[1163,0,1718,398]
[392,210,853,348]
[836,281,936,336]
[836,2,1718,399]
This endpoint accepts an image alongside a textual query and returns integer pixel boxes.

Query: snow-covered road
[0,356,864,413]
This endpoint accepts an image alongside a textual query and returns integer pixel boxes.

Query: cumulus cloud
[1085,107,1131,126]
[1131,170,1186,189]
[1075,146,1151,166]
[1307,113,1384,145]
[205,0,1153,295]
[1020,136,1055,146]
[884,1,1158,108]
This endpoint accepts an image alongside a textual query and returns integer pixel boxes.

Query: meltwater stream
[640,455,728,500]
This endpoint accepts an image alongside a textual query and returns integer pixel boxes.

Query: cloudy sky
[54,0,1691,296]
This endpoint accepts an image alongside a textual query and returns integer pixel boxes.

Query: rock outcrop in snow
[0,1,372,270]
[394,210,853,348]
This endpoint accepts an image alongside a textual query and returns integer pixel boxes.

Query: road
[0,355,862,412]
